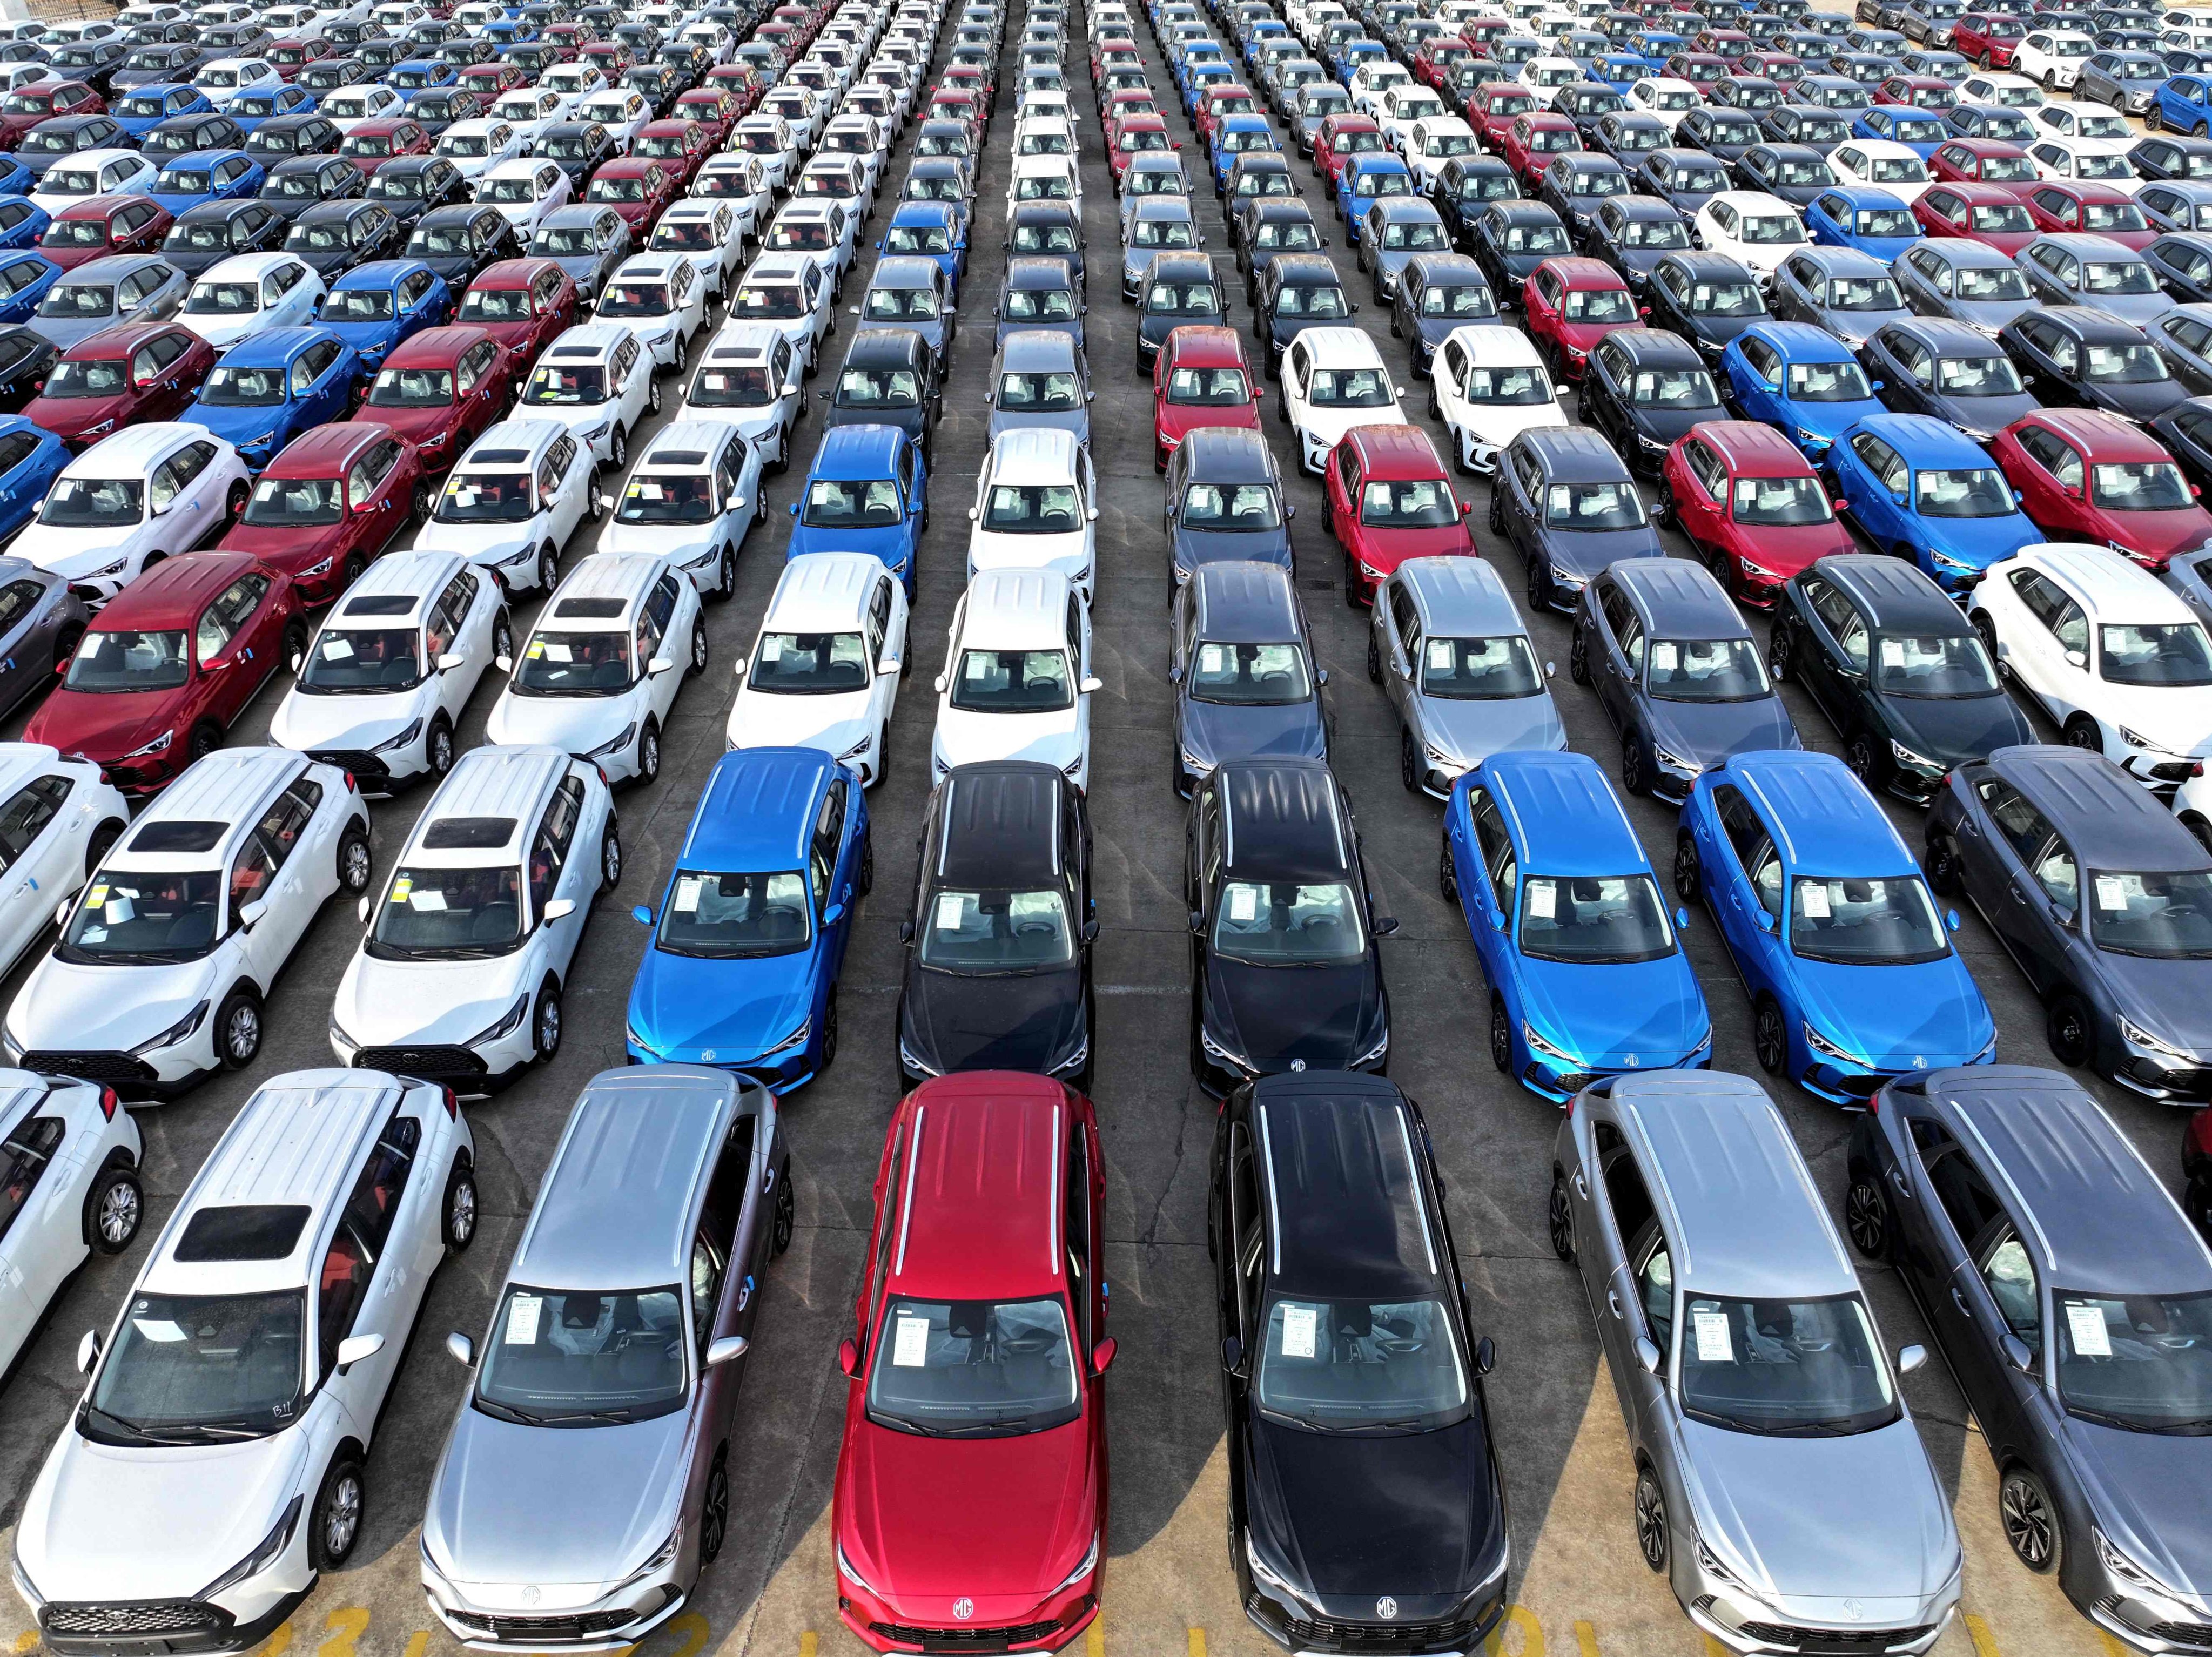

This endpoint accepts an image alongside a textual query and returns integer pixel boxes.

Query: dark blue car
[318,257,451,372]
[148,148,266,218]
[0,251,61,325]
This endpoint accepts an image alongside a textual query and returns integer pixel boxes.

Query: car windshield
[1677,1293,1898,1436]
[688,362,773,407]
[865,1295,1080,1438]
[654,868,811,956]
[1188,639,1313,705]
[1914,464,2016,517]
[651,215,724,253]
[1647,636,1769,699]
[1132,214,1195,250]
[1630,366,1720,407]
[60,864,220,964]
[2085,341,2172,383]
[1003,282,1076,319]
[299,626,423,692]
[919,884,1074,971]
[2054,1289,2212,1431]
[525,361,607,404]
[2074,151,2136,180]
[2092,460,2193,510]
[1827,273,1904,310]
[367,363,452,407]
[42,355,130,398]
[1957,262,2033,300]
[368,863,523,957]
[183,277,261,315]
[884,222,953,254]
[1502,221,1572,254]
[729,282,804,319]
[998,368,1081,410]
[617,470,714,524]
[1307,366,1392,406]
[64,624,189,693]
[82,1290,303,1444]
[1406,630,1539,698]
[1518,872,1676,962]
[747,631,869,694]
[2083,255,2158,294]
[2100,621,2212,685]
[435,470,533,522]
[1674,274,1760,315]
[1863,154,1929,184]
[244,474,346,530]
[473,1285,687,1425]
[1544,480,1647,527]
[598,280,673,318]
[864,283,938,319]
[801,476,900,527]
[1785,359,1875,400]
[200,362,290,406]
[1788,873,1949,963]
[1359,477,1457,527]
[1212,879,1366,963]
[1731,474,1831,523]
[39,281,116,319]
[513,628,628,694]
[1253,1295,1468,1432]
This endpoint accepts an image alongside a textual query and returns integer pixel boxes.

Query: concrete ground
[0,7,2170,1657]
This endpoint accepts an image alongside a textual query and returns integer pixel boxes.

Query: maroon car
[582,156,678,234]
[631,118,715,188]
[453,258,578,377]
[0,82,102,151]
[18,322,214,448]
[351,324,512,471]
[220,420,426,603]
[38,195,173,272]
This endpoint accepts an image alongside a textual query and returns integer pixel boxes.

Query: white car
[763,85,826,147]
[1693,191,1813,281]
[575,87,650,149]
[488,87,564,148]
[178,251,324,349]
[3,748,370,1093]
[726,551,907,784]
[689,152,772,241]
[727,252,836,372]
[476,156,570,236]
[514,322,656,469]
[317,83,405,131]
[965,426,1097,597]
[1974,543,2212,785]
[372,0,425,27]
[1378,85,1449,155]
[415,419,602,595]
[329,745,614,1084]
[680,320,805,469]
[2015,28,2096,89]
[15,425,249,602]
[0,745,125,979]
[1827,140,1937,201]
[1006,154,1080,219]
[730,114,801,190]
[11,1068,474,1648]
[539,62,607,108]
[191,56,280,111]
[1521,53,1585,92]
[930,568,1098,788]
[435,117,525,183]
[820,113,888,194]
[1280,325,1407,474]
[678,19,734,61]
[1430,325,1568,475]
[28,150,156,218]
[599,419,759,597]
[648,198,748,299]
[1628,76,1704,132]
[2028,133,2143,187]
[1348,60,1414,117]
[1016,113,1075,157]
[1958,71,2044,107]
[2035,98,2136,140]
[0,1070,142,1387]
[595,253,708,373]
[763,198,858,286]
[267,549,509,790]
[1406,114,1478,191]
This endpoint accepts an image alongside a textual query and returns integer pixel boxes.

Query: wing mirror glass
[1079,674,1103,692]
[632,903,654,925]
[1898,1342,1927,1376]
[838,1335,861,1376]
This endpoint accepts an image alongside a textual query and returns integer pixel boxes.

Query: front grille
[1282,1617,1483,1652]
[865,1621,1062,1651]
[43,1602,227,1639]
[354,1046,486,1079]
[309,751,391,783]
[2145,1624,2212,1649]
[23,1052,156,1084]
[2152,760,2197,783]
[66,584,105,605]
[1734,1624,1936,1653]
[446,1609,640,1641]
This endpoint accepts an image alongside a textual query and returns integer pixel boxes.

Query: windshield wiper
[470,1396,547,1425]
[79,1404,166,1444]
[536,1406,640,1424]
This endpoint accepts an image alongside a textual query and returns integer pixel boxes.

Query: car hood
[333,951,533,1046]
[1181,692,1328,768]
[1945,294,2035,335]
[823,403,926,444]
[600,521,717,563]
[546,251,606,292]
[1204,950,1383,1070]
[1644,691,1798,768]
[416,520,534,564]
[1881,686,2034,765]
[1423,690,1566,764]
[727,687,872,755]
[189,400,286,447]
[19,389,135,444]
[990,408,1090,444]
[1791,951,1993,1065]
[485,689,635,752]
[2087,374,2191,422]
[1677,1415,1959,1605]
[2085,678,2212,755]
[935,703,1079,769]
[899,959,1085,1073]
[1514,948,1707,1062]
[14,951,220,1053]
[21,1425,313,1602]
[1172,524,1293,575]
[268,689,421,753]
[31,314,124,351]
[2080,291,2174,328]
[1816,301,1913,348]
[1927,388,2041,440]
[1544,523,1666,580]
[628,948,812,1061]
[185,313,271,351]
[24,688,183,761]
[1791,394,1888,443]
[2097,504,2212,567]
[1457,400,1570,448]
[2057,1413,2212,1601]
[425,1404,690,1593]
[2095,948,2212,1059]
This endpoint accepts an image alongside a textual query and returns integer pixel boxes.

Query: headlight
[495,543,537,566]
[84,559,125,582]
[119,730,173,760]
[1652,741,1699,773]
[1053,1530,1100,1592]
[1199,1026,1250,1073]
[1891,740,1942,772]
[763,1018,810,1057]
[583,721,639,759]
[197,1495,304,1600]
[836,1537,882,1595]
[329,1012,357,1053]
[80,417,113,437]
[1353,1028,1389,1068]
[1737,555,1778,580]
[130,998,209,1056]
[464,993,529,1049]
[1793,424,1823,444]
[2121,1015,2195,1064]
[1523,1021,1576,1063]
[1928,548,1973,572]
[301,555,334,578]
[1246,1529,1316,1612]
[2096,1527,2186,1599]
[898,1034,940,1077]
[1548,563,1586,589]
[1803,1022,1862,1066]
[369,717,423,755]
[615,1523,682,1591]
[837,735,871,760]
[2119,725,2167,753]
[583,420,612,441]
[1049,1032,1090,1076]
[420,430,448,449]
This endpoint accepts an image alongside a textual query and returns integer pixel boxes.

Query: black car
[1579,193,1692,292]
[1861,316,2042,440]
[1137,250,1225,369]
[2001,307,2189,422]
[1164,426,1294,585]
[1635,146,1734,216]
[992,254,1084,350]
[404,204,521,288]
[199,23,271,57]
[243,113,343,163]
[821,325,939,454]
[48,38,125,95]
[1577,326,1725,473]
[1758,107,1850,158]
[1734,140,1837,204]
[535,120,618,191]
[1391,252,1497,375]
[1928,745,2212,1087]
[1234,197,1325,300]
[1591,110,1669,164]
[1254,251,1354,375]
[1170,561,1329,796]
[2147,231,2212,304]
[1005,200,1086,284]
[139,110,243,164]
[258,154,365,225]
[0,325,55,414]
[1768,553,2034,800]
[2153,396,2212,501]
[1712,73,1787,113]
[298,58,370,97]
[406,86,485,139]
[438,37,497,70]
[364,154,470,229]
[1493,426,1668,613]
[622,62,684,116]
[1678,104,1765,163]
[1554,80,1627,139]
[283,199,402,280]
[1186,758,1394,1093]
[161,198,286,277]
[1535,152,1631,239]
[354,38,405,75]
[1468,198,1571,305]
[16,113,127,180]
[894,760,1094,1089]
[1643,250,1771,360]
[116,43,205,86]
[1225,151,1297,209]
[1430,153,1519,248]
[1210,1070,1507,1655]
[2132,133,2212,182]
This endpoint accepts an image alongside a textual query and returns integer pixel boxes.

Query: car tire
[1489,994,1511,1073]
[649,375,663,414]
[819,986,838,1070]
[1527,551,1551,615]
[1844,1167,1890,1259]
[772,1159,796,1256]
[1673,829,1700,902]
[1924,832,1963,897]
[410,480,432,525]
[1633,1468,1669,1574]
[2148,106,2164,130]
[85,817,123,879]
[310,1457,366,1572]
[533,978,562,1059]
[1622,731,1649,797]
[1999,1467,2062,1574]
[337,822,373,895]
[1400,728,1420,792]
[688,621,709,675]
[600,818,622,892]
[441,1154,476,1253]
[216,984,262,1072]
[2046,993,2093,1068]
[637,717,661,783]
[85,1161,141,1256]
[1847,731,1882,788]
[1766,622,1792,683]
[536,542,559,592]
[1653,479,1677,528]
[1366,631,1382,684]
[1548,1170,1575,1261]
[2061,713,2102,752]
[700,1449,731,1565]
[422,712,456,780]
[672,332,689,376]
[608,422,627,469]
[1569,625,1590,685]
[280,618,310,675]
[1753,994,1788,1076]
[1438,823,1458,902]
[224,480,249,527]
[857,826,875,897]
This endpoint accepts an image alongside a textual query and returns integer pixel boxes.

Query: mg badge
[520,1587,540,1607]
[1626,1054,1639,1067]
[1913,1054,1927,1068]
[1290,1059,1306,1072]
[1376,1597,1398,1621]
[953,1599,974,1621]
[1842,1601,1864,1621]
[702,1049,717,1062]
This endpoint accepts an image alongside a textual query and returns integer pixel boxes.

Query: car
[2025,179,2158,248]
[593,252,707,376]
[177,248,320,350]
[1168,560,1330,797]
[1801,185,1923,265]
[181,325,353,475]
[319,256,448,373]
[526,201,629,307]
[877,199,966,297]
[38,195,172,273]
[29,252,186,350]
[722,553,906,794]
[1992,405,2212,568]
[1251,251,1355,380]
[256,153,365,229]
[16,420,249,603]
[1894,237,2041,336]
[351,321,509,477]
[19,320,210,450]
[0,194,49,253]
[1577,327,1726,483]
[647,196,743,301]
[402,202,520,291]
[1831,411,2043,595]
[1766,246,1912,355]
[281,198,401,280]
[1520,253,1636,385]
[139,112,246,173]
[679,320,804,474]
[2134,131,2212,184]
[2079,43,2168,106]
[964,426,1097,602]
[1162,425,1294,589]
[472,157,569,242]
[222,414,423,610]
[1426,325,1565,480]
[1630,149,1735,224]
[328,741,615,1085]
[1142,322,1254,468]
[1861,317,2044,450]
[413,417,599,596]
[1279,324,1407,477]
[820,325,939,457]
[787,422,927,594]
[928,567,1098,789]
[2017,226,2174,327]
[1325,422,1473,607]
[1912,179,2041,252]
[599,419,757,602]
[2002,305,2191,421]
[1716,322,1883,467]
[162,198,287,279]
[2016,24,2099,84]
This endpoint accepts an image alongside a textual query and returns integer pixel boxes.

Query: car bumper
[1686,1594,1951,1657]
[1797,1043,1994,1107]
[304,740,430,793]
[837,1582,1098,1655]
[333,1021,536,1096]
[1518,1040,1712,1103]
[424,1567,687,1653]
[1243,1582,1505,1655]
[30,1588,313,1656]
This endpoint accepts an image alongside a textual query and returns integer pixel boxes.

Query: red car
[925,87,985,130]
[1466,82,1539,150]
[633,119,716,188]
[351,325,512,472]
[220,421,426,603]
[579,41,633,78]
[22,552,306,795]
[1693,27,1752,58]
[704,63,767,117]
[1930,137,2040,196]
[1102,89,1159,129]
[1738,50,1805,83]
[266,37,334,80]
[1196,84,1260,145]
[455,258,578,369]
[339,118,432,176]
[1324,422,1473,603]
[1992,408,2212,571]
[1522,256,1637,380]
[941,64,993,106]
[1502,112,1582,187]
[18,322,213,448]
[1316,112,1387,187]
[673,87,741,145]
[456,62,523,102]
[2023,180,2155,248]
[1413,35,1475,87]
[1660,421,1853,608]
[1151,324,1261,469]
[1461,16,1514,55]
[1108,113,1174,185]
[1953,10,2026,66]
[583,156,679,234]
[1875,75,1956,109]
[38,194,172,272]
[0,81,102,150]
[1912,181,2038,252]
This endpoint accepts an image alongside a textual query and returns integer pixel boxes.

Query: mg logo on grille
[520,1587,540,1607]
[953,1599,974,1621]
[1376,1597,1398,1620]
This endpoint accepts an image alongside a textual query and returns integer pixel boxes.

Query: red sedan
[455,258,578,372]
[1912,181,2039,253]
[633,119,716,189]
[1661,421,1853,608]
[0,81,102,150]
[831,1073,1108,1657]
[583,156,680,235]
[1109,113,1174,185]
[1151,325,1261,469]
[1325,423,1473,603]
[266,37,334,80]
[1466,82,1539,150]
[19,322,213,448]
[220,421,426,604]
[1930,137,2041,197]
[674,87,741,145]
[38,194,172,271]
[1875,75,1957,109]
[1522,256,1637,380]
[351,325,512,472]
[1953,10,2025,66]
[1502,112,1582,187]
[339,118,432,176]
[1992,408,2212,572]
[1316,112,1388,187]
[2023,180,2155,248]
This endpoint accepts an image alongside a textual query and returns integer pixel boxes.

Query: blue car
[623,745,868,1089]
[1851,104,1947,156]
[1677,749,1995,1102]
[148,149,266,217]
[111,83,214,140]
[1211,112,1276,193]
[1444,749,1712,1102]
[225,83,317,134]
[0,251,60,324]
[385,59,458,108]
[1805,183,1922,260]
[1823,411,2042,594]
[2156,70,2212,133]
[1337,152,1414,237]
[0,197,48,251]
[1185,63,1239,114]
[184,325,360,471]
[1720,320,1887,462]
[319,258,451,372]
[1590,52,1649,91]
[877,201,966,296]
[1632,29,1685,71]
[0,158,32,200]
[0,414,70,542]
[479,19,540,50]
[786,422,927,593]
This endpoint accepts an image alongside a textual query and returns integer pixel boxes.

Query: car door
[809,773,855,979]
[638,568,683,722]
[864,570,901,732]
[1592,577,1643,731]
[528,771,590,976]
[1963,774,2075,986]
[0,771,77,965]
[314,1108,427,1423]
[542,429,588,546]
[193,570,273,723]
[252,770,330,961]
[1672,434,1730,556]
[1797,573,1868,723]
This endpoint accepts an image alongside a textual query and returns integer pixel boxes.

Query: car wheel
[340,550,368,593]
[1766,623,1793,683]
[442,1154,476,1252]
[310,1458,366,1571]
[1622,731,1649,797]
[649,375,663,414]
[1845,1169,1890,1259]
[857,826,875,896]
[420,712,456,779]
[1400,728,1420,793]
[85,817,122,879]
[337,823,373,894]
[1366,630,1382,684]
[1633,1469,1669,1574]
[216,985,262,1071]
[224,480,249,526]
[533,979,563,1059]
[2148,105,2164,130]
[820,987,838,1069]
[1753,994,1789,1076]
[1548,1170,1575,1261]
[410,480,432,524]
[1342,546,1364,607]
[1489,994,1511,1072]
[1438,824,1459,902]
[1673,829,1700,902]
[700,1450,731,1565]
[1999,1467,2062,1574]
[2046,993,2093,1068]
[2062,713,2102,752]
[1653,479,1677,528]
[536,543,559,593]
[2198,120,2210,138]
[2185,813,2212,856]
[637,717,661,783]
[772,1161,796,1255]
[86,1162,141,1255]
[1847,731,1881,787]
[608,422,627,469]
[1569,625,1590,685]
[1979,49,1993,65]
[1924,832,1962,897]
[600,819,622,892]
[282,618,310,675]
[1970,610,2002,674]
[1527,551,1552,614]
[671,331,689,375]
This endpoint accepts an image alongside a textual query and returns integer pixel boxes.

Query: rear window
[173,1204,312,1262]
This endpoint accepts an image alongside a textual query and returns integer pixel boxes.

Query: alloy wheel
[1548,1175,1574,1262]
[1754,999,1787,1076]
[1845,1178,1888,1258]
[1633,1473,1668,1572]
[97,1175,139,1248]
[227,1002,260,1063]
[2000,1472,2059,1572]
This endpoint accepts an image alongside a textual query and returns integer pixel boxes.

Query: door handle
[1606,1289,1624,1319]
[1950,1285,1972,1318]
[1889,1166,1909,1195]
[1572,1170,1588,1200]
[2009,885,2028,905]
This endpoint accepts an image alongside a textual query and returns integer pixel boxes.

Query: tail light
[99,1086,117,1121]
[441,1084,458,1119]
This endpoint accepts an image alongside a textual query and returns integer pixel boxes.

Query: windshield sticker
[505,1293,542,1345]
[1281,1303,1317,1358]
[673,875,703,913]
[1693,1309,1733,1363]
[2067,1301,2112,1357]
[892,1312,930,1366]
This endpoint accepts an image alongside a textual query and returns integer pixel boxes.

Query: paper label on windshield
[524,639,544,660]
[541,641,573,663]
[1198,643,1224,675]
[892,1312,930,1366]
[389,878,412,905]
[505,1294,542,1345]
[323,636,354,659]
[674,875,703,913]
[760,636,782,661]
[408,890,448,912]
[2067,1302,2112,1357]
[1527,881,1556,919]
[1228,885,1256,921]
[131,1317,186,1343]
[964,652,989,679]
[636,481,663,500]
[1650,642,1678,671]
[1428,638,1454,671]
[1801,883,1832,920]
[934,891,966,931]
[103,895,133,926]
[1281,1303,1318,1358]
[1693,1309,1733,1363]
[1880,638,1904,667]
[2096,875,2128,911]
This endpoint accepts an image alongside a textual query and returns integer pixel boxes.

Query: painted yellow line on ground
[798,1634,817,1657]
[1573,1619,1599,1657]
[1487,1606,1543,1654]
[1188,1628,1207,1657]
[1087,1619,1105,1656]
[1966,1613,2000,1657]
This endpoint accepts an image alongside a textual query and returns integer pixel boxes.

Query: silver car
[1548,1070,1963,1656]
[0,555,88,720]
[1120,193,1198,301]
[985,326,1092,447]
[1370,555,1565,798]
[420,1066,795,1652]
[528,204,632,304]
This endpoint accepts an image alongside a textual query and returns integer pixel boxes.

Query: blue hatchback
[2157,71,2212,134]
[1851,105,1947,156]
[111,83,214,140]
[0,158,33,200]
[1823,410,2042,594]
[319,258,451,371]
[624,745,868,1090]
[786,422,927,593]
[148,149,266,217]
[1444,750,1711,1101]
[0,251,60,324]
[226,83,318,134]
[184,326,360,471]
[0,197,48,252]
[1805,184,1922,260]
[0,414,70,542]
[1633,30,1685,71]
[1677,749,1995,1102]
[386,59,458,108]
[1720,321,1887,462]
[1590,52,1649,91]
[1338,152,1415,238]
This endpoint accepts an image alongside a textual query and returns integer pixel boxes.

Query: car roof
[1730,750,1917,877]
[933,760,1068,888]
[513,1066,738,1290]
[1218,757,1352,881]
[1991,741,2211,869]
[386,323,489,367]
[1193,560,1300,643]
[2043,305,2146,341]
[406,743,567,866]
[1345,422,1444,480]
[265,417,387,476]
[998,327,1079,371]
[1613,556,1747,636]
[811,420,905,477]
[545,548,661,623]
[1518,423,1631,480]
[1604,325,1704,367]
[1293,324,1384,366]
[683,745,833,869]
[961,566,1072,647]
[841,326,924,366]
[541,319,628,359]
[2027,404,2169,457]
[1485,750,1645,877]
[333,545,462,618]
[1250,1070,1442,1301]
[1695,417,1813,475]
[1813,553,1969,633]
[217,322,332,366]
[1749,318,1859,362]
[888,1071,1071,1298]
[765,548,882,632]
[988,423,1080,482]
[100,548,267,626]
[1853,409,2010,466]
[1182,423,1274,483]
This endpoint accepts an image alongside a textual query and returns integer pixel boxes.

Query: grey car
[2149,304,2212,394]
[0,555,86,719]
[421,1066,793,1652]
[1771,244,1913,349]
[850,253,953,368]
[2016,232,2177,329]
[529,204,632,304]
[1169,560,1330,796]
[1121,194,1199,301]
[2138,179,2212,233]
[2079,46,2167,110]
[1356,196,1449,301]
[985,327,1092,447]
[29,253,186,350]
[1550,1069,1961,1656]
[1370,554,1564,799]
[1896,238,2039,337]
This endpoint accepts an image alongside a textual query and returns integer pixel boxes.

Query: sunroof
[421,816,517,850]
[343,594,417,616]
[131,821,226,854]
[174,1204,312,1262]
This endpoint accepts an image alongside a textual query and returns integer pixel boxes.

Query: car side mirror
[2066,647,2087,668]
[1374,913,1400,935]
[541,896,576,921]
[494,651,514,673]
[1079,674,1103,692]
[2001,1332,2036,1374]
[838,1335,861,1376]
[334,1330,385,1373]
[436,649,465,673]
[706,1333,749,1365]
[1947,907,1961,933]
[1220,1333,1245,1374]
[1756,907,1776,932]
[1474,1335,1495,1376]
[238,898,268,929]
[1634,1335,1663,1375]
[76,1329,99,1375]
[632,903,654,926]
[1091,1335,1117,1375]
[648,654,675,676]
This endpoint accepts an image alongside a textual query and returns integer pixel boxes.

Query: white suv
[1429,326,1568,475]
[512,323,657,469]
[1280,326,1407,473]
[415,419,603,595]
[15,425,250,602]
[931,569,1099,789]
[965,426,1098,598]
[728,551,909,785]
[0,1072,143,1382]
